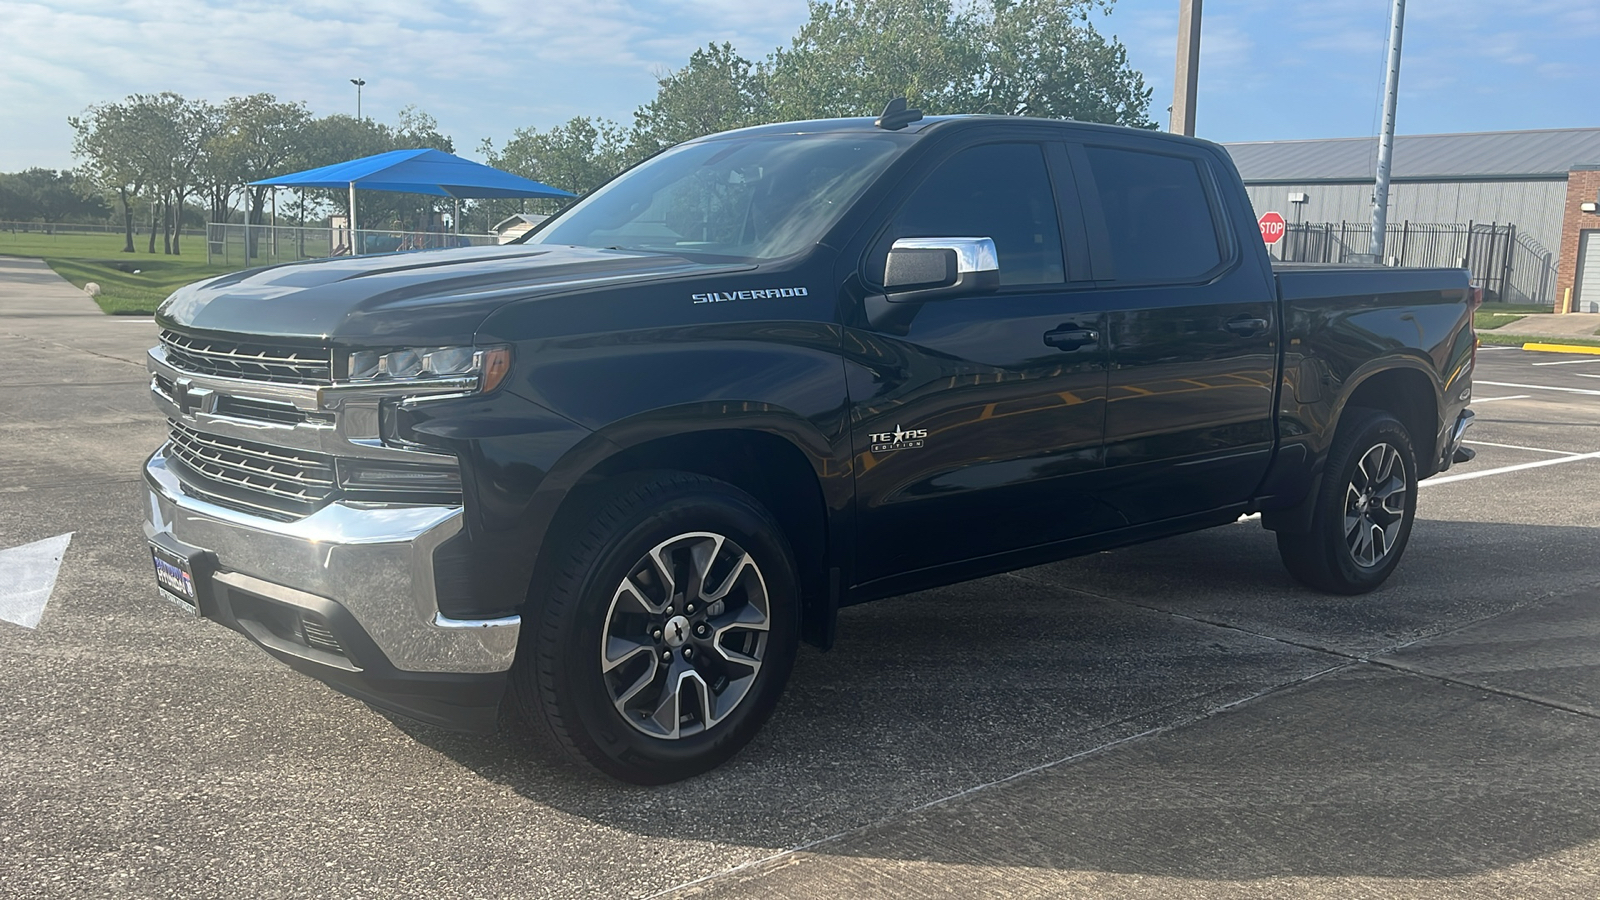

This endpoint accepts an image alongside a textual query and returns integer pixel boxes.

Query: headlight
[345,345,512,393]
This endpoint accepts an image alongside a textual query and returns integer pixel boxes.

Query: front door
[844,139,1115,587]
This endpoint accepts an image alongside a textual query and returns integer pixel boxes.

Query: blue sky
[1,0,1596,173]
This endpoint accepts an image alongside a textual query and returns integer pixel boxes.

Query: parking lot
[3,255,1600,899]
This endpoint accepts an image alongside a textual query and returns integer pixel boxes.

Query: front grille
[160,330,331,385]
[165,421,336,519]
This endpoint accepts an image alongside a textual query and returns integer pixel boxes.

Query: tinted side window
[874,143,1065,286]
[1082,146,1223,282]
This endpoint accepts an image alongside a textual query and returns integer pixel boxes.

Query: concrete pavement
[3,257,1600,899]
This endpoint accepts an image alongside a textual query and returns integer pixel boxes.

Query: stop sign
[1259,211,1286,245]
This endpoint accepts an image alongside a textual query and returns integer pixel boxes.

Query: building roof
[1224,128,1600,183]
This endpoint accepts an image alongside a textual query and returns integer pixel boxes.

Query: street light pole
[1171,0,1202,136]
[350,78,366,121]
[1369,0,1406,259]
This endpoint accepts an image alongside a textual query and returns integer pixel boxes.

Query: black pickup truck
[143,110,1476,783]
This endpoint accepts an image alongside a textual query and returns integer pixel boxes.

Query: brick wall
[1555,166,1600,313]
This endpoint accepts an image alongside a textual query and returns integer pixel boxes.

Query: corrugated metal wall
[1242,179,1567,254]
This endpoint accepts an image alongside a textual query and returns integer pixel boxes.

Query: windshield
[527,134,908,261]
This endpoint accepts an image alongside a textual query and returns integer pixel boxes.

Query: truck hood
[157,244,753,344]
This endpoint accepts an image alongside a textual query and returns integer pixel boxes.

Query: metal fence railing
[206,223,499,267]
[1274,221,1555,306]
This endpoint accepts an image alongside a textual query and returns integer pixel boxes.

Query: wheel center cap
[663,615,691,648]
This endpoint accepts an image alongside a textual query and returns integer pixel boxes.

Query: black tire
[511,472,799,784]
[1277,408,1419,594]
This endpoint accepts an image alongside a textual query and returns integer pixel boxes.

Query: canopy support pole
[453,197,460,235]
[348,182,358,255]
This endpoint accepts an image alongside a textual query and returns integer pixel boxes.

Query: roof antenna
[875,97,923,131]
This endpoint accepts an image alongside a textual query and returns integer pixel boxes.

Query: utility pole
[1171,0,1202,136]
[1369,0,1406,259]
[350,78,366,121]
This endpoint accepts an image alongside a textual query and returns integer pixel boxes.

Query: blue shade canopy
[250,148,575,199]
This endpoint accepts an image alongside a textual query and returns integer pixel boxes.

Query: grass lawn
[45,257,237,315]
[1475,311,1527,330]
[1475,304,1557,332]
[1,230,233,315]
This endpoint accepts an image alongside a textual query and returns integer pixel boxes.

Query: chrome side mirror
[866,237,1002,331]
[883,237,1000,298]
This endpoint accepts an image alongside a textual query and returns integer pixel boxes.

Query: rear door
[1067,138,1279,524]
[844,137,1116,586]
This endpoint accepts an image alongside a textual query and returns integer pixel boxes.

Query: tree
[395,106,454,154]
[213,94,312,230]
[161,96,222,254]
[972,0,1154,125]
[0,175,22,222]
[70,100,152,251]
[0,169,105,229]
[482,117,628,218]
[108,93,219,254]
[763,0,1152,127]
[765,0,978,120]
[630,43,770,156]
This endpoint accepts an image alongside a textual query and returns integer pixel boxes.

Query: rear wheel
[511,472,798,784]
[1277,408,1418,594]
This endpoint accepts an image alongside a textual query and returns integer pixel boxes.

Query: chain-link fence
[206,223,499,267]
[1,220,205,238]
[1274,221,1556,306]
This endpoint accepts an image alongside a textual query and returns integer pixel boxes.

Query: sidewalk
[1484,311,1600,339]
[0,256,163,490]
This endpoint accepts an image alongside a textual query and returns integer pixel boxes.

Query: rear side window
[1082,146,1224,282]
[872,143,1065,286]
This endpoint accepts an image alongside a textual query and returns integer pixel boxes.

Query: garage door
[1578,230,1600,312]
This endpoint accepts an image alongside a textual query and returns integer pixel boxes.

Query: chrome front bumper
[142,448,519,675]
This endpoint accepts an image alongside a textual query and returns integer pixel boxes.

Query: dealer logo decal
[869,425,928,453]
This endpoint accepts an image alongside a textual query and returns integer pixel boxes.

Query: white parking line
[1476,380,1600,396]
[1422,451,1600,487]
[1462,439,1579,456]
[1470,395,1530,403]
[1531,358,1600,366]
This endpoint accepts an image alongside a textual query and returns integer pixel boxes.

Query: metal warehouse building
[1224,128,1600,310]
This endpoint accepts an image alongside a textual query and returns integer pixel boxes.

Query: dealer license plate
[150,543,199,614]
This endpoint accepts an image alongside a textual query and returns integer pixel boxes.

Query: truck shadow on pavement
[390,518,1600,881]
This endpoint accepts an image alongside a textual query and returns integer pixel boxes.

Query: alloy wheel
[600,532,771,739]
[1344,442,1408,568]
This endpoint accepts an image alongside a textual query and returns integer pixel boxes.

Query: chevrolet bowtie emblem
[173,377,216,416]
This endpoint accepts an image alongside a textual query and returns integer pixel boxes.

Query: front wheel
[511,472,799,784]
[1277,408,1419,594]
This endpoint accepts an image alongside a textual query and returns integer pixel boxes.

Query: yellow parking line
[1521,342,1600,356]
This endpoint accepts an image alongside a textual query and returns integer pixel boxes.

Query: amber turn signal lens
[480,346,513,393]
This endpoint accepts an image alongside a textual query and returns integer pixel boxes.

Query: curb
[1521,342,1600,356]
